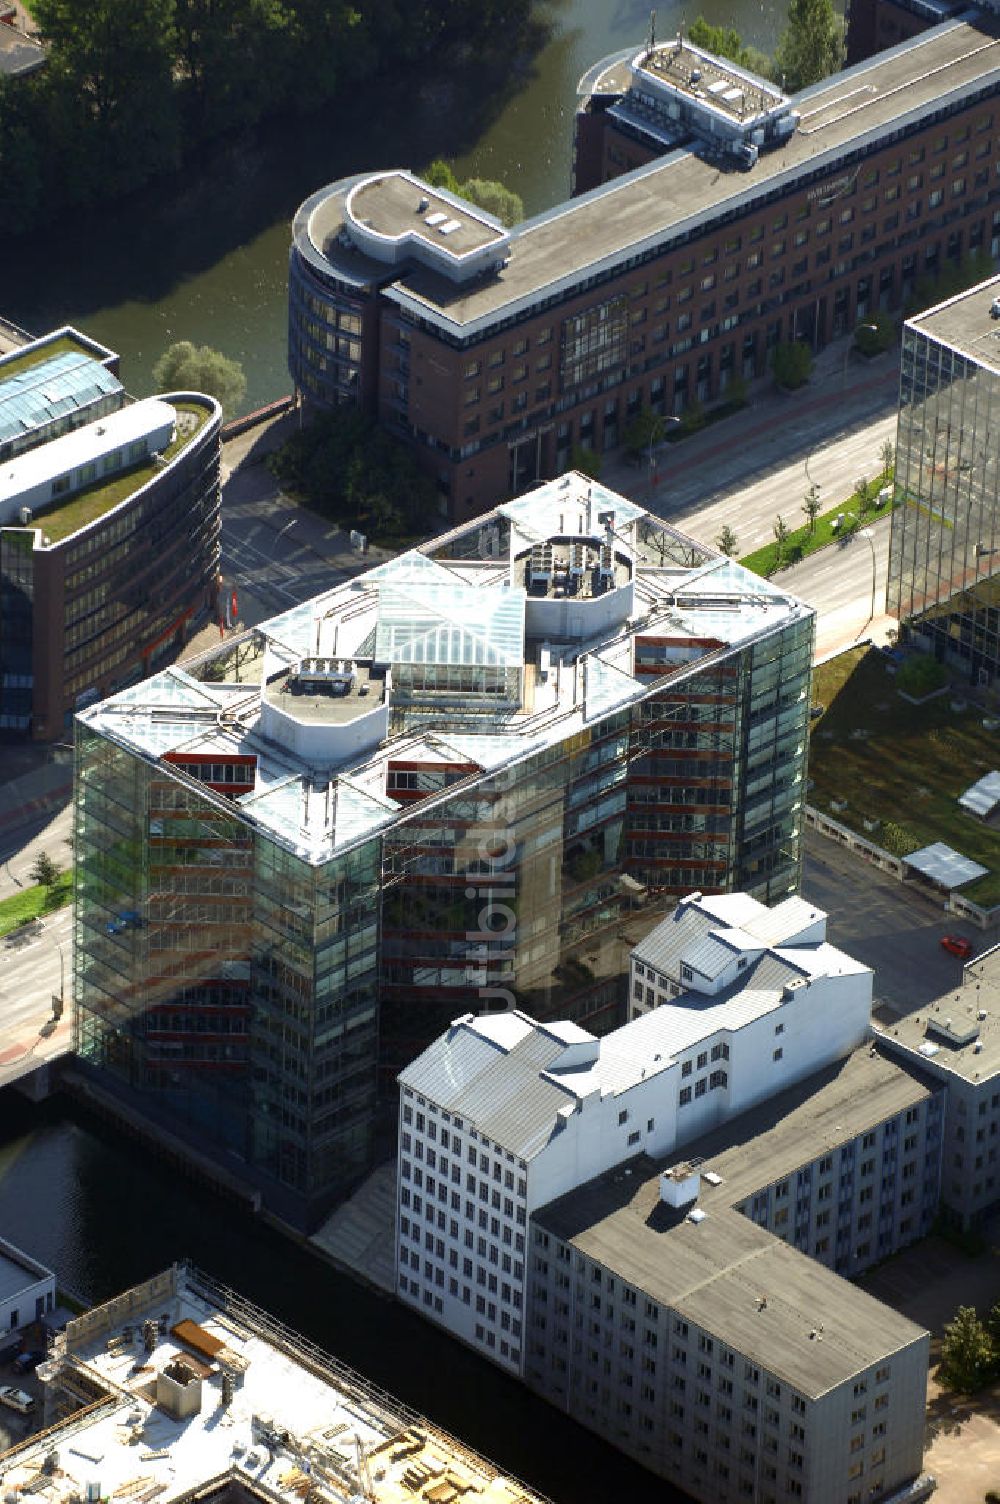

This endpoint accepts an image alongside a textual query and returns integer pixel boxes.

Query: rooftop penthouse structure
[588,32,797,171]
[73,475,813,1228]
[0,329,221,739]
[1,1263,548,1504]
[290,11,1000,515]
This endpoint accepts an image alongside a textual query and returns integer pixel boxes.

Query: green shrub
[896,655,948,698]
[771,341,813,390]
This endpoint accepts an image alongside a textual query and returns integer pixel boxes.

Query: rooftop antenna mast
[649,9,656,51]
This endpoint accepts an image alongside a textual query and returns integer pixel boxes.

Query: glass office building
[888,276,1000,685]
[74,476,813,1228]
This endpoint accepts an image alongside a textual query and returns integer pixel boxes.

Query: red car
[940,934,974,960]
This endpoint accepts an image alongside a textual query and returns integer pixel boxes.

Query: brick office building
[289,13,1000,520]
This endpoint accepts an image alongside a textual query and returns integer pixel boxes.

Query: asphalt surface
[781,513,894,658]
[801,828,992,1014]
[0,902,72,1088]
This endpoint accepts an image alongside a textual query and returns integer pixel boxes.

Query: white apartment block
[629,890,829,1015]
[396,896,872,1376]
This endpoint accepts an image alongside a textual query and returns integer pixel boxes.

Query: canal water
[0,1092,680,1503]
[2,0,832,413]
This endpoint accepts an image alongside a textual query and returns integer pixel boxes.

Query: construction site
[0,1265,546,1504]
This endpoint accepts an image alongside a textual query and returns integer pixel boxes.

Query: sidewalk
[601,335,900,516]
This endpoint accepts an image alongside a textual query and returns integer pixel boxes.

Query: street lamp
[858,526,878,638]
[648,414,681,498]
[844,323,879,388]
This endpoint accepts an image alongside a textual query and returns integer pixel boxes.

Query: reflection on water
[0,1093,683,1502]
[1,0,835,412]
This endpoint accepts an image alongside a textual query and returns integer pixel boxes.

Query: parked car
[12,1350,44,1374]
[0,1340,22,1366]
[940,934,974,960]
[0,1386,35,1414]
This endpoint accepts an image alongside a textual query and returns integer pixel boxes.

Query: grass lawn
[0,871,71,938]
[36,402,209,544]
[741,481,892,577]
[809,646,1000,906]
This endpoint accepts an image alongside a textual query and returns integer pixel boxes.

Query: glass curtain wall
[75,725,380,1225]
[889,325,1000,683]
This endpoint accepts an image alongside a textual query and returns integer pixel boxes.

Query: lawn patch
[809,648,1000,905]
[0,872,71,938]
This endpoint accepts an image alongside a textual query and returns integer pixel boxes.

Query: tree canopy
[422,160,523,227]
[771,340,813,390]
[268,407,439,540]
[153,341,247,416]
[686,18,771,80]
[773,0,842,92]
[0,0,533,238]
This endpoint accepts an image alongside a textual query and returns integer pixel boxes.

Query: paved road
[0,903,72,1088]
[668,410,898,557]
[781,514,894,658]
[801,829,993,1014]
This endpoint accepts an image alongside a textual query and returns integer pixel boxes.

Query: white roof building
[396,893,871,1376]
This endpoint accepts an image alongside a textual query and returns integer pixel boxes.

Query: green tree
[623,408,672,462]
[723,373,748,410]
[33,0,180,198]
[773,0,842,92]
[854,474,872,516]
[940,1306,994,1393]
[879,439,895,477]
[687,18,771,77]
[716,525,739,557]
[174,0,293,138]
[802,485,821,533]
[152,342,247,417]
[771,341,813,390]
[571,443,601,480]
[424,158,460,193]
[29,851,59,891]
[681,393,705,433]
[773,515,790,561]
[267,406,439,538]
[0,81,43,234]
[854,310,896,356]
[461,177,524,227]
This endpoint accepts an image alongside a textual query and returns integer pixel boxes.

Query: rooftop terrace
[2,1264,546,1504]
[26,400,213,546]
[536,1048,932,1398]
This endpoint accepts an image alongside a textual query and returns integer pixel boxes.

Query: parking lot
[0,1347,44,1453]
[802,829,994,1013]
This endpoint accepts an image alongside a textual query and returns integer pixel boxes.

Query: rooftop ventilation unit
[660,1163,700,1208]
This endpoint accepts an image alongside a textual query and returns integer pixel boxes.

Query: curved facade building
[287,170,510,438]
[0,327,221,738]
[289,11,1000,521]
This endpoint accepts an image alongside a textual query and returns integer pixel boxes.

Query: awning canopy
[959,770,1000,820]
[903,841,988,890]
